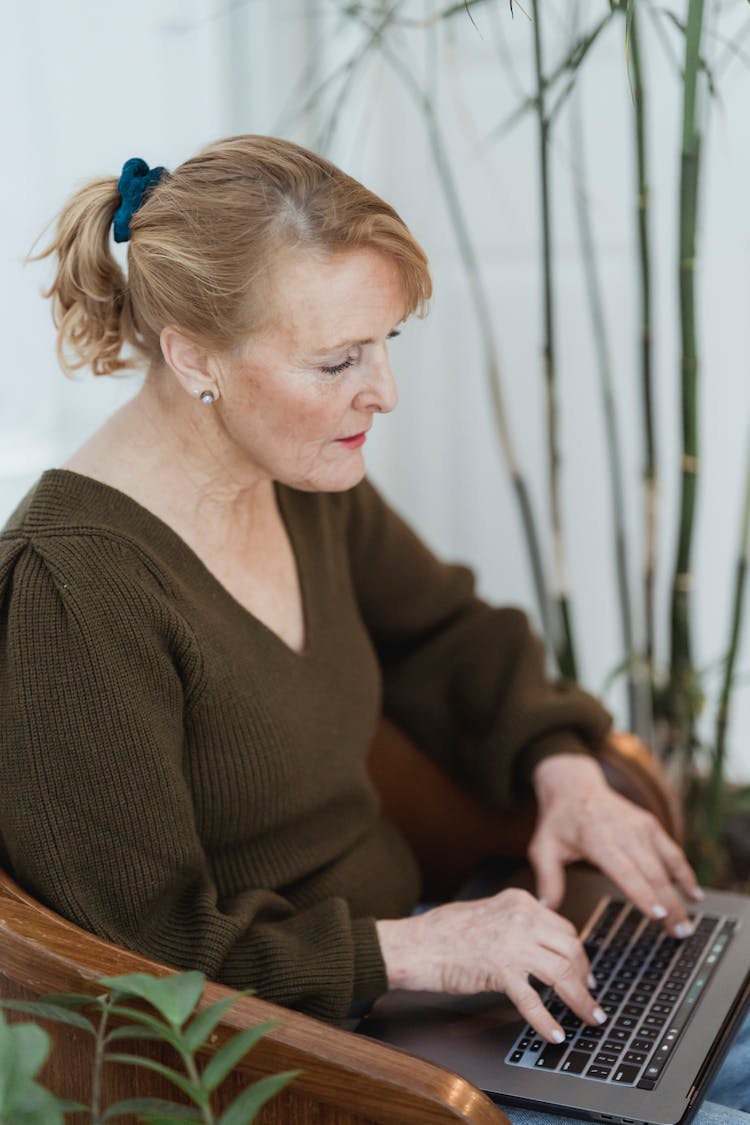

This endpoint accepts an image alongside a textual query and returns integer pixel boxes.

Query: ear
[160,325,219,401]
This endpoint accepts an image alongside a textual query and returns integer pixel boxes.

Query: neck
[65,366,275,539]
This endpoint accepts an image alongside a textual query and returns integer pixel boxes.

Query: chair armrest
[0,889,508,1125]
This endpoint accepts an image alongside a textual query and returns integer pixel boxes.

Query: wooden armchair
[0,723,680,1124]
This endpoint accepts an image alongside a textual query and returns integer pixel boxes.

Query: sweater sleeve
[0,540,385,1023]
[344,479,613,808]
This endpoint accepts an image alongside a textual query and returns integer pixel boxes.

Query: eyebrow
[312,326,402,358]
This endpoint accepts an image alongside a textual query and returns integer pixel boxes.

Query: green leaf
[0,1000,95,1033]
[39,993,99,1009]
[108,1004,184,1049]
[105,1053,206,1107]
[104,1097,202,1120]
[0,1080,66,1124]
[218,1071,300,1125]
[98,972,206,1028]
[183,992,254,1054]
[201,1022,278,1093]
[106,1024,166,1044]
[0,1021,50,1112]
[142,1118,205,1125]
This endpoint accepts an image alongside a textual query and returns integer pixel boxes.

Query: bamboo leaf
[183,992,254,1054]
[98,972,205,1028]
[104,1097,202,1120]
[218,1071,301,1125]
[105,1054,206,1106]
[0,1000,95,1033]
[201,1023,278,1093]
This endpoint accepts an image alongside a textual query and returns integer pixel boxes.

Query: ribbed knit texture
[0,470,611,1022]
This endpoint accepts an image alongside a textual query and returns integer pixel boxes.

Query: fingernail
[593,1007,607,1024]
[675,921,694,939]
[588,972,597,990]
[538,897,549,908]
[651,904,668,919]
[691,886,705,901]
[551,1028,565,1043]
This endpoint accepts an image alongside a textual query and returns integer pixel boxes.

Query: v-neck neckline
[37,469,313,660]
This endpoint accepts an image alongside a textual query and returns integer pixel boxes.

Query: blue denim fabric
[502,1011,750,1125]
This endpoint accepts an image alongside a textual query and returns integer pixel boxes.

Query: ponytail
[32,178,139,377]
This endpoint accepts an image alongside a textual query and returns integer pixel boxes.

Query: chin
[290,456,367,494]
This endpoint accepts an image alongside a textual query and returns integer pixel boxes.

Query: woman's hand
[528,744,702,936]
[376,889,606,1043]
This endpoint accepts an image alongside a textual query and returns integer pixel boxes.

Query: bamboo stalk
[354,18,556,650]
[569,88,638,730]
[531,0,578,680]
[707,431,750,841]
[669,0,706,770]
[629,7,658,744]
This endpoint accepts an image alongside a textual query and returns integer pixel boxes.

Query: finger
[503,975,566,1044]
[528,834,567,910]
[652,826,703,903]
[593,840,677,925]
[532,950,607,1029]
[539,927,592,986]
[628,839,694,937]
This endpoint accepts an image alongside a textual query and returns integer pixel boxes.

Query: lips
[336,431,368,449]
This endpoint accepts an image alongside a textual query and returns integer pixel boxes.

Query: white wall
[2,1,748,778]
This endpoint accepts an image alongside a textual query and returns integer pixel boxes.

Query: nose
[353,348,399,415]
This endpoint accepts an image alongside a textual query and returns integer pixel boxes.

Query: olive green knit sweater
[0,470,610,1022]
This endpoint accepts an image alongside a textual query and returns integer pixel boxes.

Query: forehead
[264,247,407,349]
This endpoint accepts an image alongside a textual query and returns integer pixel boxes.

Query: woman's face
[212,248,406,493]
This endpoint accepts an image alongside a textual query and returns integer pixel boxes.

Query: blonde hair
[35,135,432,377]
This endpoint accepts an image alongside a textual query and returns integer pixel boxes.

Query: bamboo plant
[290,0,750,878]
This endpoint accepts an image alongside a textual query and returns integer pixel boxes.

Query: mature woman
[0,138,735,1091]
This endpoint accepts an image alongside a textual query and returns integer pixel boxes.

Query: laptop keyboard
[505,899,736,1089]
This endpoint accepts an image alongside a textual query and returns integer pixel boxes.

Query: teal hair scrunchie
[112,157,166,243]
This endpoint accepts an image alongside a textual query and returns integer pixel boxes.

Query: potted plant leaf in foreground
[0,970,299,1124]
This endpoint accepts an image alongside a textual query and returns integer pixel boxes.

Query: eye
[320,355,358,376]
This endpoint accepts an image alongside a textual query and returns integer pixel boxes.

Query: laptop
[357,864,750,1125]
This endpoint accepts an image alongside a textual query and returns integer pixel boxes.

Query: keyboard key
[518,1038,531,1049]
[601,1039,626,1054]
[535,1043,568,1069]
[608,1028,630,1041]
[624,1050,648,1066]
[614,1016,638,1030]
[594,1052,619,1067]
[631,1038,655,1053]
[561,1051,589,1075]
[613,1064,640,1084]
[623,1004,645,1017]
[587,1065,612,1080]
[530,1039,543,1051]
[577,1038,598,1052]
[635,1025,659,1040]
[510,1050,524,1062]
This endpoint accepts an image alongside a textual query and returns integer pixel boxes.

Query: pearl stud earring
[200,390,216,405]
